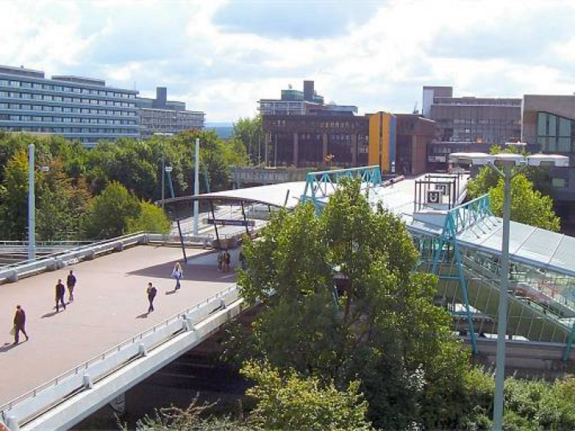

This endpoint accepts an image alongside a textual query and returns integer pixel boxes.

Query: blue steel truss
[301,165,382,211]
[431,194,495,354]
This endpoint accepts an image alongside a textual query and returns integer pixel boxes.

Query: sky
[1,0,575,122]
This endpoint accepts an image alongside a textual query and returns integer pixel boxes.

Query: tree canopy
[0,131,248,240]
[233,179,469,430]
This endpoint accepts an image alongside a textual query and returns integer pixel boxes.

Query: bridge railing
[0,283,240,429]
[0,232,149,284]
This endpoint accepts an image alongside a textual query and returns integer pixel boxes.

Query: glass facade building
[423,86,521,145]
[0,65,139,146]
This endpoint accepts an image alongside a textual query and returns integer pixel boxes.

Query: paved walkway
[0,245,236,406]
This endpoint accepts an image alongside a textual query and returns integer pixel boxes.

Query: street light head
[527,154,569,167]
[492,153,525,167]
[449,152,493,165]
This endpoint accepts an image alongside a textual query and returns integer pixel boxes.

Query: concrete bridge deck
[0,245,236,407]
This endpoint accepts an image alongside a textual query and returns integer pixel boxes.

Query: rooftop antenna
[413,101,419,114]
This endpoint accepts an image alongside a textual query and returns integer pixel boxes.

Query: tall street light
[28,144,35,260]
[449,150,569,431]
[153,133,174,209]
[193,137,200,236]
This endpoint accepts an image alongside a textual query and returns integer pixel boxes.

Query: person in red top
[13,305,28,344]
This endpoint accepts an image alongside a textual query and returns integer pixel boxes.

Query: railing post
[5,416,20,431]
[83,374,93,389]
[138,343,148,357]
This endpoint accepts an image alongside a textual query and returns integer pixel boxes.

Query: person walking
[172,262,183,291]
[147,282,157,313]
[217,251,224,272]
[13,305,28,344]
[239,250,246,270]
[55,279,66,312]
[224,250,231,272]
[66,270,77,302]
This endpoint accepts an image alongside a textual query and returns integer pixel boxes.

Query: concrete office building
[259,80,358,116]
[423,86,522,169]
[137,87,204,138]
[262,109,431,175]
[0,65,139,146]
[395,114,435,175]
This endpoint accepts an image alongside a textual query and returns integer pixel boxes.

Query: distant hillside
[205,122,234,140]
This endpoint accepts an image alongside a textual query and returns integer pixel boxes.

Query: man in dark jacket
[66,270,77,302]
[13,305,28,344]
[147,282,157,313]
[55,279,66,312]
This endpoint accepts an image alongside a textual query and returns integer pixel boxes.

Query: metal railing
[0,283,240,428]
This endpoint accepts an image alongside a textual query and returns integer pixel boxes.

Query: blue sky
[1,0,575,122]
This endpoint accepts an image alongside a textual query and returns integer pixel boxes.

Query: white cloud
[1,0,575,121]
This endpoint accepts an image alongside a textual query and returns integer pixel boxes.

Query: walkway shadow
[136,313,149,319]
[0,342,18,353]
[129,261,236,283]
[41,310,60,319]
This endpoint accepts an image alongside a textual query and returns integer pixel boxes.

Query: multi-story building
[395,114,435,175]
[136,87,204,138]
[423,86,521,144]
[0,65,139,146]
[259,80,358,116]
[521,94,575,229]
[423,86,522,170]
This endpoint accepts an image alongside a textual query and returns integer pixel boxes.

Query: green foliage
[82,181,140,239]
[232,115,263,164]
[490,175,560,231]
[122,397,257,431]
[0,131,247,240]
[242,361,373,431]
[36,159,92,241]
[127,201,171,234]
[457,368,575,430]
[0,150,29,239]
[234,178,469,430]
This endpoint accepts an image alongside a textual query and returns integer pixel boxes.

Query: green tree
[234,179,469,429]
[82,181,140,239]
[489,175,560,231]
[0,150,29,240]
[242,361,373,431]
[36,159,92,241]
[232,115,263,164]
[127,201,171,234]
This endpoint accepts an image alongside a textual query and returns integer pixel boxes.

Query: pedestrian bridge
[3,166,575,430]
[0,235,244,431]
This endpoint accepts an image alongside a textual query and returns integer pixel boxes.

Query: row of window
[0,114,137,125]
[442,119,520,125]
[0,79,135,98]
[0,91,136,108]
[0,126,139,134]
[269,119,364,129]
[0,102,137,117]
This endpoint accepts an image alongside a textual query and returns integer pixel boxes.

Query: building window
[552,178,567,188]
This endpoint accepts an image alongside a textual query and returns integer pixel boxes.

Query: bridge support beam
[109,393,126,416]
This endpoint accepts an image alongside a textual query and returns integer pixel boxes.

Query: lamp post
[28,144,35,261]
[153,132,174,209]
[449,150,569,431]
[193,137,200,236]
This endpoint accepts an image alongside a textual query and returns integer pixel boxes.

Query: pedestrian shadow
[136,313,149,319]
[0,342,18,353]
[41,310,60,319]
[165,289,177,295]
